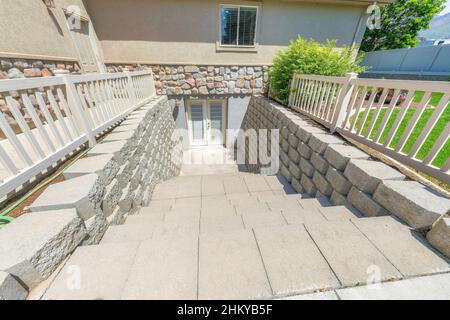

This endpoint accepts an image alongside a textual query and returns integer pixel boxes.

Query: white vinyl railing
[289,73,450,185]
[0,70,155,197]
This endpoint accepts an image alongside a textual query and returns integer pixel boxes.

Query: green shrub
[269,36,365,104]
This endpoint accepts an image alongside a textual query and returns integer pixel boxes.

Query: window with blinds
[221,6,257,46]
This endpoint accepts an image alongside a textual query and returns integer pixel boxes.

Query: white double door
[187,100,226,146]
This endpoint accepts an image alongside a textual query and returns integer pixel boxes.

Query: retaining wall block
[330,190,349,206]
[300,158,315,178]
[0,209,86,289]
[0,271,28,300]
[308,133,344,154]
[344,159,405,195]
[326,167,352,195]
[347,187,389,217]
[29,174,104,221]
[324,144,369,171]
[300,174,317,196]
[374,180,450,229]
[312,171,333,197]
[427,216,450,258]
[310,153,329,174]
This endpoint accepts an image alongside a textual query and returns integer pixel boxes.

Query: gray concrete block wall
[0,96,183,298]
[242,96,450,254]
[37,95,182,244]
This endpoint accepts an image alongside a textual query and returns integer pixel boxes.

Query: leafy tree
[361,0,446,52]
[269,37,364,103]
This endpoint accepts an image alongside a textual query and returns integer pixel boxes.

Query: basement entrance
[186,99,227,146]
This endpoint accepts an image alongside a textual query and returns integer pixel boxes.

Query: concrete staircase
[42,172,450,300]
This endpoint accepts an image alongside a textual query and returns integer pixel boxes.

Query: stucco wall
[85,0,367,65]
[0,0,92,61]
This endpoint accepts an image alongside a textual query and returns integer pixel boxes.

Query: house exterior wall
[0,0,84,60]
[85,0,368,65]
[0,0,103,79]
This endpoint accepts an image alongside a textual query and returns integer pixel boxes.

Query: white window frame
[218,4,261,51]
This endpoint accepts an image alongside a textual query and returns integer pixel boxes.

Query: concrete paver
[305,220,402,287]
[198,230,272,300]
[254,225,340,296]
[121,234,198,300]
[43,242,140,300]
[337,273,450,300]
[352,216,450,277]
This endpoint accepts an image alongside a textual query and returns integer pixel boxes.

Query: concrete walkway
[41,148,450,300]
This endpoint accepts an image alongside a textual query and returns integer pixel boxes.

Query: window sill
[215,42,259,53]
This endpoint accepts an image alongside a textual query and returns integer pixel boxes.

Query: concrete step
[250,190,282,199]
[198,229,272,300]
[282,208,328,225]
[223,176,249,194]
[43,242,140,300]
[254,225,340,297]
[201,206,237,219]
[202,195,230,208]
[227,194,260,206]
[351,216,450,277]
[298,198,332,210]
[243,175,272,192]
[235,203,271,215]
[126,212,165,225]
[153,209,200,238]
[242,211,287,229]
[264,175,296,194]
[101,224,154,244]
[336,273,450,300]
[266,199,303,212]
[200,214,245,234]
[255,194,286,203]
[144,199,174,213]
[201,176,226,196]
[305,220,403,287]
[318,206,362,221]
[171,197,202,211]
[121,233,198,300]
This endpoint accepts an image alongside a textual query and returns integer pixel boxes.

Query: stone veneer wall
[0,58,83,125]
[0,96,182,295]
[107,64,270,97]
[0,58,81,79]
[242,96,450,254]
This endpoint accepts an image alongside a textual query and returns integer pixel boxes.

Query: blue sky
[440,0,450,15]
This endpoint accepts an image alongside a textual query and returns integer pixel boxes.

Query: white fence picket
[5,96,45,159]
[289,73,450,185]
[0,70,155,198]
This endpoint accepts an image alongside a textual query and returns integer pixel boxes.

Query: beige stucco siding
[85,0,367,65]
[0,0,93,61]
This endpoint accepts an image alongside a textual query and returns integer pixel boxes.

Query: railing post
[58,73,96,146]
[288,77,293,107]
[148,69,156,98]
[125,71,138,104]
[330,72,357,133]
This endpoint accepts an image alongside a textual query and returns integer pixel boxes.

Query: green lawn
[413,91,445,107]
[354,105,450,169]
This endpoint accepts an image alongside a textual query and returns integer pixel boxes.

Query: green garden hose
[0,144,96,229]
